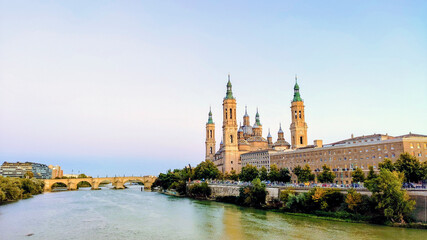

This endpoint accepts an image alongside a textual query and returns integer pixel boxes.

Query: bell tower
[205,107,216,161]
[290,76,308,149]
[222,74,239,173]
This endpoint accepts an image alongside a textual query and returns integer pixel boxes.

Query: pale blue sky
[0,1,426,176]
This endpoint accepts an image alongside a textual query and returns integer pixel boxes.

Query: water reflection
[0,189,425,240]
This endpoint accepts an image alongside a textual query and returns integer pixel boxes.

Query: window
[392,153,395,158]
[300,136,303,144]
[417,143,420,149]
[410,143,414,149]
[225,109,228,119]
[230,135,233,143]
[230,109,233,119]
[210,147,213,154]
[209,130,212,138]
[299,111,302,118]
[294,111,297,119]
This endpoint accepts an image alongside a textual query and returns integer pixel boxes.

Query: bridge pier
[114,181,125,189]
[68,182,78,191]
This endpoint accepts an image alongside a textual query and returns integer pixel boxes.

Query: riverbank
[0,176,44,203]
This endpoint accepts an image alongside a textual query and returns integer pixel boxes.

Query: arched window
[230,134,233,143]
[294,111,297,119]
[230,109,233,119]
[299,111,302,118]
[210,147,213,154]
[225,109,228,119]
[209,130,212,138]
[300,136,303,144]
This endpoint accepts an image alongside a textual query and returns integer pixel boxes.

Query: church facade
[205,74,304,174]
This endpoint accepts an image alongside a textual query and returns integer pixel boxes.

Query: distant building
[0,162,52,179]
[270,134,427,184]
[63,174,78,178]
[48,165,63,179]
[241,150,277,171]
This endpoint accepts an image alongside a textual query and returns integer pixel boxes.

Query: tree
[367,166,377,181]
[317,165,335,183]
[229,170,239,181]
[293,165,315,183]
[351,168,365,183]
[345,188,362,212]
[24,171,34,179]
[78,174,87,178]
[365,169,415,223]
[278,168,291,183]
[378,158,395,172]
[238,178,266,207]
[239,164,259,182]
[394,153,424,183]
[259,166,268,181]
[268,164,280,182]
[193,160,220,180]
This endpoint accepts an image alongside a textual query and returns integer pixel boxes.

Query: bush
[169,180,187,195]
[188,182,211,199]
[238,178,266,208]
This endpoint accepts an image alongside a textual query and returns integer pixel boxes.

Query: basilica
[205,75,308,173]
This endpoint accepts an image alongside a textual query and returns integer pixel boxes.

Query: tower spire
[255,108,261,125]
[292,75,302,102]
[207,107,213,124]
[225,74,234,99]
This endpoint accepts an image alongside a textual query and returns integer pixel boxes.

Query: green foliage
[282,188,344,213]
[278,168,291,183]
[367,166,377,181]
[78,174,88,178]
[188,182,211,198]
[0,176,44,202]
[345,188,362,212]
[239,164,259,182]
[394,153,425,183]
[259,166,268,181]
[378,158,395,172]
[293,164,315,183]
[285,192,308,211]
[317,165,335,183]
[365,169,415,223]
[169,180,187,195]
[268,164,280,181]
[229,170,239,181]
[238,178,267,208]
[24,171,34,179]
[351,168,365,183]
[193,160,220,180]
[280,189,295,203]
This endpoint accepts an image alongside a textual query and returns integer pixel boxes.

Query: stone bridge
[44,176,157,191]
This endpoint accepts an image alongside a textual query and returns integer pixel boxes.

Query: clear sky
[0,1,426,176]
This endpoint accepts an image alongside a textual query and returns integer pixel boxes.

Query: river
[0,186,425,240]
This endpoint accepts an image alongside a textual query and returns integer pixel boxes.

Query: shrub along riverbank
[0,176,45,203]
[152,158,426,228]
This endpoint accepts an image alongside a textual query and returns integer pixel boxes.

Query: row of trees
[234,168,416,224]
[239,164,291,182]
[0,176,45,202]
[291,153,427,184]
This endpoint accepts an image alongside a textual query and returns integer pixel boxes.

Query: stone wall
[209,184,280,202]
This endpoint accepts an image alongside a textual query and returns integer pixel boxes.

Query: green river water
[0,186,425,240]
